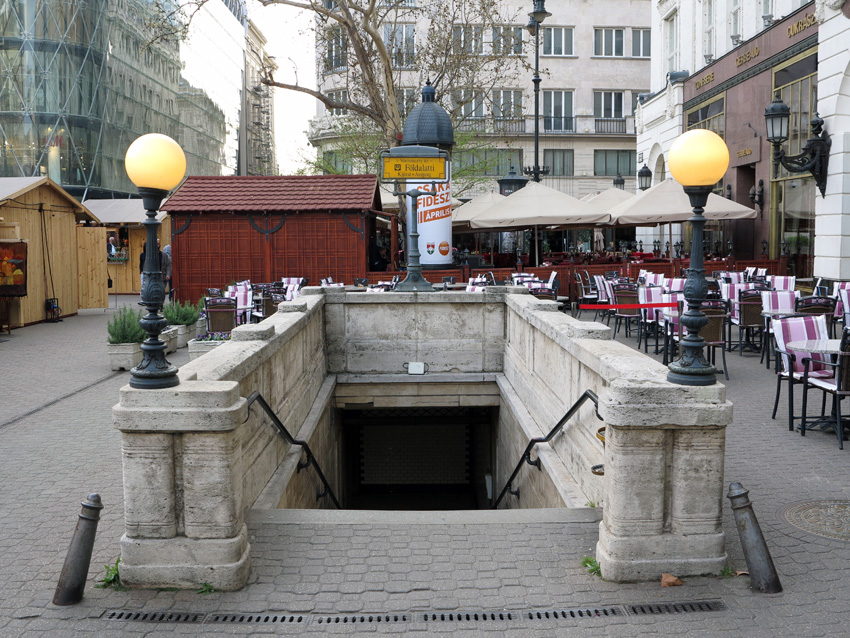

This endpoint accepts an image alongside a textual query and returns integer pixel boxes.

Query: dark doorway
[340,406,495,510]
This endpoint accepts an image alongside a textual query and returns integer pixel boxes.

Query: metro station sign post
[379,145,450,292]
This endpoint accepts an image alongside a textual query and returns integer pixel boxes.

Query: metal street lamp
[637,164,652,191]
[523,1,550,183]
[764,95,831,198]
[666,129,729,386]
[613,173,625,190]
[124,133,186,389]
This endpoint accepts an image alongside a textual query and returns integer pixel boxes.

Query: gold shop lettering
[787,12,816,38]
[736,46,759,67]
[695,72,715,90]
[737,148,753,158]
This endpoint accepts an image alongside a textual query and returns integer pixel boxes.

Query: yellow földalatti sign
[382,156,446,180]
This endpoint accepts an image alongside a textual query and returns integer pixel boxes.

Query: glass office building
[0,0,253,199]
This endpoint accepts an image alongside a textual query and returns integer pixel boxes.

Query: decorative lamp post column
[124,133,186,389]
[666,129,729,386]
[524,0,551,184]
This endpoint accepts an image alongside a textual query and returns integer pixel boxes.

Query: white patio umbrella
[607,178,756,225]
[452,191,505,227]
[469,181,611,265]
[581,187,635,211]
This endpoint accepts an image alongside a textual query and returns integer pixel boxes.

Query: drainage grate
[627,600,727,616]
[206,613,307,624]
[102,610,204,623]
[422,611,517,623]
[313,613,410,625]
[526,606,621,621]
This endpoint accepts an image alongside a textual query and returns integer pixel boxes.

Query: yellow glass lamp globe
[125,133,186,191]
[668,129,730,187]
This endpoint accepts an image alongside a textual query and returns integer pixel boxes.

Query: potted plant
[107,306,146,371]
[188,331,231,360]
[163,301,201,348]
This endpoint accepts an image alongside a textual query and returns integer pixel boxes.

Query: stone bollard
[53,494,104,606]
[727,482,782,593]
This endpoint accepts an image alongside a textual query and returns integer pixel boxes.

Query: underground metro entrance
[339,406,496,510]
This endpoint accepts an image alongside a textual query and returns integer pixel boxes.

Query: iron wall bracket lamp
[637,164,652,191]
[764,96,831,198]
[749,179,765,217]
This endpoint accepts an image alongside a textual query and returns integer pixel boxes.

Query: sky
[247,1,317,174]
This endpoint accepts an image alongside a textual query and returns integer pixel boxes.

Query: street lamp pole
[666,129,730,386]
[524,0,551,183]
[124,133,186,389]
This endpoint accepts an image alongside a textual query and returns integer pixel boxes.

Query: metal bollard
[726,482,782,593]
[53,494,104,606]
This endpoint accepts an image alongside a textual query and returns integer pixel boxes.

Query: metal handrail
[492,390,601,509]
[246,391,341,509]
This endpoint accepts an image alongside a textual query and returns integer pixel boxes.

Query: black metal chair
[801,327,850,449]
[795,295,837,338]
[205,296,237,333]
[610,282,639,339]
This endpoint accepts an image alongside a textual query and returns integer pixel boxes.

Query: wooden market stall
[161,175,385,304]
[0,177,100,329]
[83,199,172,296]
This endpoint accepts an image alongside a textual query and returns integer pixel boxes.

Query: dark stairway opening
[340,406,495,510]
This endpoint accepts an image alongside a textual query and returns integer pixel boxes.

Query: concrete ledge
[120,525,250,591]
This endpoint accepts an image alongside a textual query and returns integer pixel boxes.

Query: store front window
[772,52,817,278]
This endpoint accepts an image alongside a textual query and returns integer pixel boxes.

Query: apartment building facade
[308,0,652,202]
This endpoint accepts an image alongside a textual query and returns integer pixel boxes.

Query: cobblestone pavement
[1,300,849,636]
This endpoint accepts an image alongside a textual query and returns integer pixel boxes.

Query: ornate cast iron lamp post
[523,0,551,183]
[124,133,186,389]
[666,129,730,386]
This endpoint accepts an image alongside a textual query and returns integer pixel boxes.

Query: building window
[704,0,714,58]
[327,90,348,116]
[492,26,523,55]
[323,151,351,174]
[455,148,522,176]
[664,12,678,73]
[396,87,417,118]
[452,25,483,55]
[453,89,484,119]
[543,149,574,176]
[632,29,650,57]
[325,26,347,71]
[686,97,725,137]
[594,150,635,177]
[594,28,624,57]
[492,89,522,119]
[542,27,573,56]
[384,24,415,67]
[594,91,624,119]
[543,90,573,131]
[631,90,647,115]
[730,0,741,39]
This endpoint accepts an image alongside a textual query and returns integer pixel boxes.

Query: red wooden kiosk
[161,175,389,303]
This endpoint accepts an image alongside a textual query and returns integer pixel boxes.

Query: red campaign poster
[0,241,27,297]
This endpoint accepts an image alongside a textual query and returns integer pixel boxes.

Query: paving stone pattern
[1,299,849,636]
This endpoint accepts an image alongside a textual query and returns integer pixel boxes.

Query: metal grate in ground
[102,610,204,623]
[101,600,726,627]
[626,600,728,615]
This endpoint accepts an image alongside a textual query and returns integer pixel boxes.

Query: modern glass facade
[0,0,254,199]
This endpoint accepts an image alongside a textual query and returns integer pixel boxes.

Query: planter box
[176,323,198,349]
[108,342,142,371]
[188,338,226,360]
[161,326,178,354]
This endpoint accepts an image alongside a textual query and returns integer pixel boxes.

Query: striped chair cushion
[833,282,850,317]
[465,285,486,292]
[593,275,609,302]
[639,285,665,322]
[761,290,798,315]
[769,275,796,290]
[665,277,687,293]
[772,314,831,376]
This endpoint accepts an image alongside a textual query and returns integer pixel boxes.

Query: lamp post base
[666,362,717,386]
[394,271,434,292]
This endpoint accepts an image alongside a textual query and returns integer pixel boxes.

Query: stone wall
[113,295,328,590]
[501,294,732,581]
